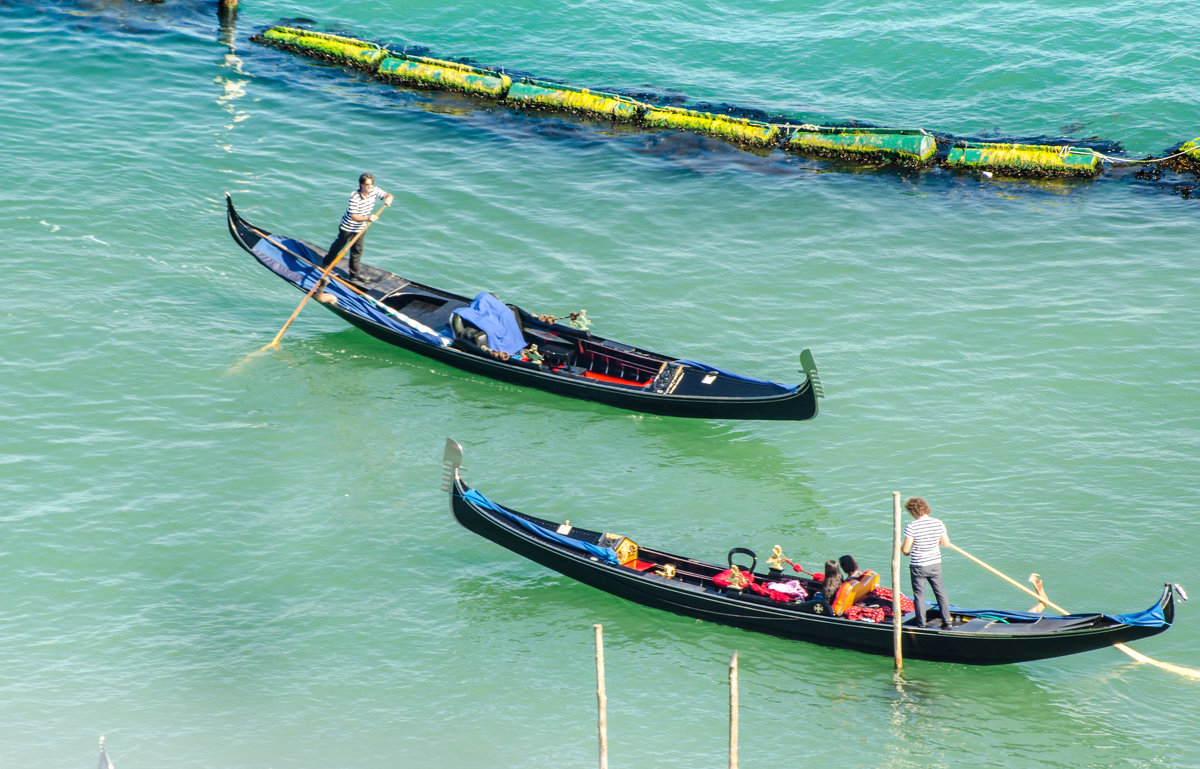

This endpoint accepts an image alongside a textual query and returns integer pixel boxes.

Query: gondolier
[901,496,954,629]
[325,173,394,281]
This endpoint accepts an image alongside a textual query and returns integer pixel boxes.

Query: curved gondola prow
[442,438,465,494]
[800,348,823,403]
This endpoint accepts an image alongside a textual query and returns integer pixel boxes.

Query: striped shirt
[904,515,946,567]
[338,186,390,232]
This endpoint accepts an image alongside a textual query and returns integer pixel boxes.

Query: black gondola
[443,439,1181,665]
[226,195,822,420]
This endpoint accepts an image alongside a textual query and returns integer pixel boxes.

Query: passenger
[819,559,843,603]
[839,554,863,580]
[901,496,953,629]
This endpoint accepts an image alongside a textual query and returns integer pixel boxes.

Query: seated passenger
[819,559,843,603]
[839,554,863,580]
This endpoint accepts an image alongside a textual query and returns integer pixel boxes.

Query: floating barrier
[786,126,936,165]
[642,105,779,147]
[377,54,511,98]
[945,141,1102,177]
[254,25,1200,183]
[504,79,643,121]
[257,27,384,71]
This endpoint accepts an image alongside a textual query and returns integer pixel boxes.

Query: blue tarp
[452,292,527,355]
[1111,600,1168,628]
[251,236,450,347]
[463,489,620,565]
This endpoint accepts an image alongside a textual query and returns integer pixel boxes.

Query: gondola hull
[444,441,1177,665]
[226,195,821,420]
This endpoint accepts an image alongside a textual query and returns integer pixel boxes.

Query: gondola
[443,439,1181,665]
[226,195,822,420]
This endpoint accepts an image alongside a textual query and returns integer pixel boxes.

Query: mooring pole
[892,491,904,672]
[594,624,608,769]
[729,651,739,769]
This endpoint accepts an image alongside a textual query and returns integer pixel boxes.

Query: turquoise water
[3,1,1198,766]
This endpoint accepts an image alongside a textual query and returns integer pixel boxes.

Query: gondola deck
[226,195,822,420]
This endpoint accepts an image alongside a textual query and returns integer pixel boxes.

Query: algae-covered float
[504,78,643,121]
[945,140,1103,178]
[226,196,823,421]
[642,104,780,148]
[785,125,937,165]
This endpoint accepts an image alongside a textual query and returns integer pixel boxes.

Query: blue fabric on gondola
[251,236,449,347]
[451,293,527,355]
[1109,600,1168,627]
[463,489,620,564]
[940,602,1167,627]
[673,360,796,391]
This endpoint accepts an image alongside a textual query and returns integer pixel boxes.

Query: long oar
[259,204,389,352]
[948,543,1199,680]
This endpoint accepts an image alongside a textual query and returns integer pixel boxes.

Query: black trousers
[910,562,952,628]
[325,228,365,276]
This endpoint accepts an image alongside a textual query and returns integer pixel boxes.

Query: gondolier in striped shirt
[325,173,394,282]
[901,496,954,629]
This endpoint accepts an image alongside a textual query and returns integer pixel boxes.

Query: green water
[2,1,1198,766]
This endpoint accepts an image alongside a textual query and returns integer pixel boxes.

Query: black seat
[450,313,489,348]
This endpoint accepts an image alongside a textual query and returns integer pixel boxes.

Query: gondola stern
[441,438,465,494]
[800,348,824,401]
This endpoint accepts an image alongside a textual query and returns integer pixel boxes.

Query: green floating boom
[378,54,511,98]
[642,105,779,147]
[504,79,643,121]
[259,27,385,71]
[786,126,936,165]
[945,141,1102,177]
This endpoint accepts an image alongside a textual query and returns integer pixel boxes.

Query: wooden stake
[594,624,608,769]
[729,651,739,769]
[892,491,903,672]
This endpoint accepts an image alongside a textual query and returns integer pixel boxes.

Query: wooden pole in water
[892,491,904,672]
[729,650,739,769]
[219,0,237,9]
[594,624,608,769]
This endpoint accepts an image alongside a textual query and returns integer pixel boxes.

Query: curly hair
[905,496,931,517]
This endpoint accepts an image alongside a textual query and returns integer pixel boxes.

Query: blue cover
[464,489,620,565]
[251,235,451,347]
[1110,600,1168,627]
[452,293,527,355]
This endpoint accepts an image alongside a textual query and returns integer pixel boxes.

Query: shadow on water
[250,324,825,504]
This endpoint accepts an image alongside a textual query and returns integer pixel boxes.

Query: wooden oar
[258,203,389,352]
[948,543,1198,680]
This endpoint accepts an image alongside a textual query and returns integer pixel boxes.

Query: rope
[1091,146,1198,166]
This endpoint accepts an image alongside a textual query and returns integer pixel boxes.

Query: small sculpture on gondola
[566,309,592,331]
[728,564,751,589]
[767,545,786,580]
[522,343,544,365]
